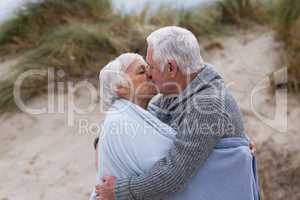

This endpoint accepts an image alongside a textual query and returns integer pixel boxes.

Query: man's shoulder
[149,94,177,110]
[191,85,226,106]
[187,87,241,124]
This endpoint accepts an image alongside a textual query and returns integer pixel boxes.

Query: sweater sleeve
[114,98,231,200]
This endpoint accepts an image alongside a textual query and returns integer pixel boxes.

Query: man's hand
[249,141,257,154]
[95,176,116,200]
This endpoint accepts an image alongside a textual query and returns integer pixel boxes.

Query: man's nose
[146,66,153,80]
[146,72,152,80]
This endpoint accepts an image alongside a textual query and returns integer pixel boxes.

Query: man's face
[146,46,185,95]
[146,47,164,89]
[146,47,177,94]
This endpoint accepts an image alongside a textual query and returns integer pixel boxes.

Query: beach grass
[0,0,114,55]
[0,0,299,111]
[273,0,300,91]
[0,0,148,111]
[218,0,268,26]
[0,0,227,111]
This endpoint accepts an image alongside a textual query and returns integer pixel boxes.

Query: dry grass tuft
[273,0,300,91]
[218,0,266,26]
[0,0,299,111]
[0,0,148,111]
[286,18,300,91]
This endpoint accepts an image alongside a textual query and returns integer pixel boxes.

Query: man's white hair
[147,26,204,74]
[99,53,145,109]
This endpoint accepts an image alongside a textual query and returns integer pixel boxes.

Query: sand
[0,26,299,200]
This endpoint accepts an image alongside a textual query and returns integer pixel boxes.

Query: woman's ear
[168,60,178,77]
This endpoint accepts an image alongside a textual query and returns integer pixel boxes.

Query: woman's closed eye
[137,65,146,74]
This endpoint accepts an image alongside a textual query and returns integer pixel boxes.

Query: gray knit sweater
[114,64,246,200]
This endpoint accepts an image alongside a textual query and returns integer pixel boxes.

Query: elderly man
[95,26,256,200]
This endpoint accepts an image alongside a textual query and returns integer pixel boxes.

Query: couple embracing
[90,26,260,200]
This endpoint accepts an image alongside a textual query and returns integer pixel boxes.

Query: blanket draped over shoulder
[90,99,260,200]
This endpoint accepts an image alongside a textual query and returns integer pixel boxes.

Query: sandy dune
[0,26,299,200]
[0,93,103,200]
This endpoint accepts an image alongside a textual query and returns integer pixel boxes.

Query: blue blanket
[90,99,260,200]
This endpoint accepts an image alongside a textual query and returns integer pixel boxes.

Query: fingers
[95,186,108,200]
[95,176,116,200]
[95,186,103,199]
[96,195,104,200]
[250,141,257,154]
[95,180,108,191]
[95,184,102,190]
[95,182,107,195]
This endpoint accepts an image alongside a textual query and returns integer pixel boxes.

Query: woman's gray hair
[147,26,204,74]
[99,53,145,109]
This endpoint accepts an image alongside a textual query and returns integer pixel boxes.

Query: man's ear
[168,60,178,77]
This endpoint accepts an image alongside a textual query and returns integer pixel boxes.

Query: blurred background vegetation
[0,0,299,111]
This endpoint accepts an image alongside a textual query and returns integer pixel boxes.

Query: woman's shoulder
[104,99,142,123]
[110,99,139,113]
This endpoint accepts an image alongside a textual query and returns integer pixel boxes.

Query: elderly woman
[90,53,259,200]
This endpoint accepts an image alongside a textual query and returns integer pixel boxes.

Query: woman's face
[125,59,157,100]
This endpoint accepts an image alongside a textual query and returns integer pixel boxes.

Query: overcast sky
[113,0,214,14]
[0,0,215,24]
